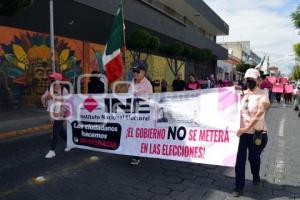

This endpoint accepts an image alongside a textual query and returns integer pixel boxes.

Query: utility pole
[50,0,55,73]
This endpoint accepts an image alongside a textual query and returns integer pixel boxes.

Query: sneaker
[45,150,56,159]
[130,158,140,166]
[232,189,243,197]
[64,147,71,152]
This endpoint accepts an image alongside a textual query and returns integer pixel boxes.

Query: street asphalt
[0,102,299,200]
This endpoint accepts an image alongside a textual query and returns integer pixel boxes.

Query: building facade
[0,0,228,110]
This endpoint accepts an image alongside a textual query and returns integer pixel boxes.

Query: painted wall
[124,52,185,92]
[0,25,185,111]
[0,26,105,111]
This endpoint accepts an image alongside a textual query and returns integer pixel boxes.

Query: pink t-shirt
[240,88,270,134]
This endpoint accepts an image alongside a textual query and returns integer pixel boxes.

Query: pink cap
[48,72,63,80]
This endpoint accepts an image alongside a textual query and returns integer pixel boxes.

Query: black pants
[235,133,268,190]
[275,93,281,103]
[51,120,66,150]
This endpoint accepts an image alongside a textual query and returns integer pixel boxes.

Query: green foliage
[169,43,184,57]
[147,36,160,51]
[127,29,161,63]
[294,43,300,58]
[158,44,169,55]
[191,48,213,62]
[158,43,184,58]
[191,49,202,61]
[236,63,254,73]
[0,0,33,16]
[127,29,151,50]
[183,46,192,60]
[291,65,300,80]
[291,5,300,30]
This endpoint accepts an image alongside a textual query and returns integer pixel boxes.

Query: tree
[126,29,160,64]
[294,43,300,58]
[190,48,213,76]
[291,5,300,30]
[0,0,33,16]
[291,65,300,80]
[159,43,184,76]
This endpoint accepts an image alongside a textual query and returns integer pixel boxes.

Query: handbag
[253,130,264,146]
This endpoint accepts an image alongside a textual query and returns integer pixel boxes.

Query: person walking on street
[41,73,70,159]
[260,76,273,103]
[128,64,153,165]
[172,73,185,91]
[233,68,270,197]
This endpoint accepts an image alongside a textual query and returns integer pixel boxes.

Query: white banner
[66,87,240,167]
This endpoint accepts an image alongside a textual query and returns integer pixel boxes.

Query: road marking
[274,113,286,183]
[0,124,51,140]
[278,116,286,137]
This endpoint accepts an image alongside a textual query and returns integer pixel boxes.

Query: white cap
[244,68,260,79]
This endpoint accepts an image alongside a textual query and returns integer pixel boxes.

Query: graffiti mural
[0,26,83,111]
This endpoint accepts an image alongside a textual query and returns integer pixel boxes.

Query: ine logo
[104,98,150,114]
[83,96,99,112]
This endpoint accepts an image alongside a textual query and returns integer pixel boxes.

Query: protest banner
[66,87,240,167]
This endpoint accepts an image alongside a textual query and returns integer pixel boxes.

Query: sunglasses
[132,69,140,74]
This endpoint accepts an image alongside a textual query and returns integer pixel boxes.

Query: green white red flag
[102,1,125,83]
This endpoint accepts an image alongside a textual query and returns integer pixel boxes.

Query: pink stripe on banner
[218,87,239,111]
[222,153,237,167]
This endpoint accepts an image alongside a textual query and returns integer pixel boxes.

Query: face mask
[246,79,257,90]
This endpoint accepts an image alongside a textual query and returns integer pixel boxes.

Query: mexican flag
[102,1,125,83]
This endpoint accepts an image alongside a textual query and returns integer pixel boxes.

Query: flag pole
[49,0,55,73]
[120,0,127,80]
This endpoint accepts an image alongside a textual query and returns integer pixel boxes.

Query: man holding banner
[128,64,153,165]
[233,68,270,197]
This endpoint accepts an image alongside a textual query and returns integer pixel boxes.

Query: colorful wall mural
[0,26,185,111]
[0,26,105,111]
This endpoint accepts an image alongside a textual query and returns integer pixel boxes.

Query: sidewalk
[0,108,51,140]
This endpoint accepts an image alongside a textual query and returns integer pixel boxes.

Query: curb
[0,124,52,140]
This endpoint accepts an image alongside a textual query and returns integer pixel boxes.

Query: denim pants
[235,133,268,190]
[51,120,66,150]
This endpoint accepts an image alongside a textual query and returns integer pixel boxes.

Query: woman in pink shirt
[186,74,200,90]
[233,68,270,197]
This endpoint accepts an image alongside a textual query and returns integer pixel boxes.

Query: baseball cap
[132,63,146,71]
[244,68,260,79]
[48,72,63,81]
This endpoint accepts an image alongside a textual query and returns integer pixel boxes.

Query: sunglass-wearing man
[128,64,153,166]
[128,64,153,96]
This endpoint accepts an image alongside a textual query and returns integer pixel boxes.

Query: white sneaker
[130,158,140,166]
[45,150,56,159]
[64,147,71,152]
